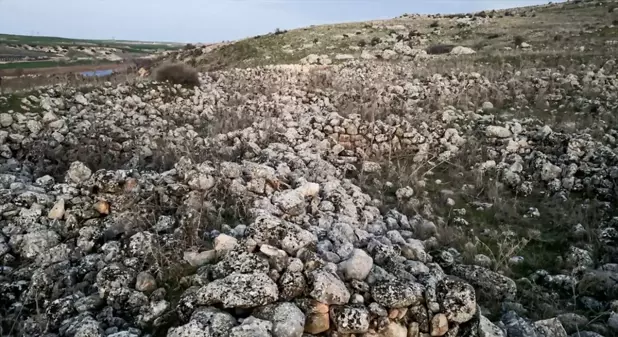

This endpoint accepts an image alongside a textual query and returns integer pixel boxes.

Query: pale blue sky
[0,0,552,43]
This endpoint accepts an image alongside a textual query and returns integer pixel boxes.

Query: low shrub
[430,20,440,28]
[513,35,525,46]
[154,62,200,87]
[426,44,455,54]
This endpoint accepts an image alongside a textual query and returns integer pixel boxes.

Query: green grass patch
[0,59,116,70]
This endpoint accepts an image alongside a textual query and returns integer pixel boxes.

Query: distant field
[0,33,182,51]
[0,59,115,70]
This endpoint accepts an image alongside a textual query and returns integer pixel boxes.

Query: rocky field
[1,1,618,337]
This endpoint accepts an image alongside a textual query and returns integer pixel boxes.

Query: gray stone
[229,317,273,337]
[338,248,373,280]
[167,307,237,337]
[557,313,589,334]
[66,161,92,184]
[196,272,279,308]
[608,312,618,332]
[502,311,541,337]
[450,46,476,55]
[486,126,512,138]
[480,315,506,337]
[253,302,305,337]
[482,102,494,110]
[437,278,477,324]
[135,271,157,292]
[330,305,370,334]
[308,268,350,305]
[371,280,424,308]
[450,264,516,301]
[184,250,217,267]
[541,162,563,181]
[535,318,568,337]
[12,230,60,260]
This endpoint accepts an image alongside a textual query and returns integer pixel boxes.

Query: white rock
[362,161,381,173]
[214,234,239,257]
[66,161,92,184]
[183,250,216,267]
[296,182,320,198]
[273,190,305,215]
[75,93,89,105]
[450,46,476,55]
[197,272,279,308]
[308,269,350,305]
[534,318,567,337]
[381,49,398,60]
[0,113,13,127]
[335,54,355,60]
[540,162,562,181]
[396,186,414,199]
[485,126,512,138]
[481,101,494,110]
[479,315,506,337]
[361,50,376,60]
[48,199,65,220]
[338,249,373,280]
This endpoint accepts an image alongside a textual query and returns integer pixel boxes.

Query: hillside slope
[168,0,617,70]
[1,1,618,337]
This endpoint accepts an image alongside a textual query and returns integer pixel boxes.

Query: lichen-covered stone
[371,280,424,308]
[330,305,370,334]
[196,272,279,308]
[437,278,477,324]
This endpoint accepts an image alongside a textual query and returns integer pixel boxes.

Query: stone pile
[0,57,617,337]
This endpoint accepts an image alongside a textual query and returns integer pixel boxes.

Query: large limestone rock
[450,265,516,301]
[371,280,424,308]
[196,273,279,308]
[253,302,305,337]
[167,307,237,337]
[450,46,476,55]
[338,248,374,280]
[437,278,477,324]
[329,305,370,334]
[308,269,351,305]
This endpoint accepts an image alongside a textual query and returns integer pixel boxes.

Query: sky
[0,0,553,43]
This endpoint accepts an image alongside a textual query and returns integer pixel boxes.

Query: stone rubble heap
[0,59,617,337]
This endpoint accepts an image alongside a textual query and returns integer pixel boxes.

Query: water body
[80,69,114,77]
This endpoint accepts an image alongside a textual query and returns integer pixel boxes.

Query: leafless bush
[307,68,334,91]
[426,44,455,55]
[513,35,525,47]
[154,62,200,87]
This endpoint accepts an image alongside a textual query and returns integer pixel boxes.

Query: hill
[0,1,618,337]
[167,0,618,70]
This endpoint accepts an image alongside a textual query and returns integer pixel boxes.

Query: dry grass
[172,0,617,71]
[154,62,200,87]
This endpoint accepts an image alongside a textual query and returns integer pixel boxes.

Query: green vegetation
[0,59,115,70]
[0,33,181,50]
[186,0,617,71]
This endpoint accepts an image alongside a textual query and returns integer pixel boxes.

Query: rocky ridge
[0,56,617,337]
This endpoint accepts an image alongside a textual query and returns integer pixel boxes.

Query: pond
[80,69,114,77]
